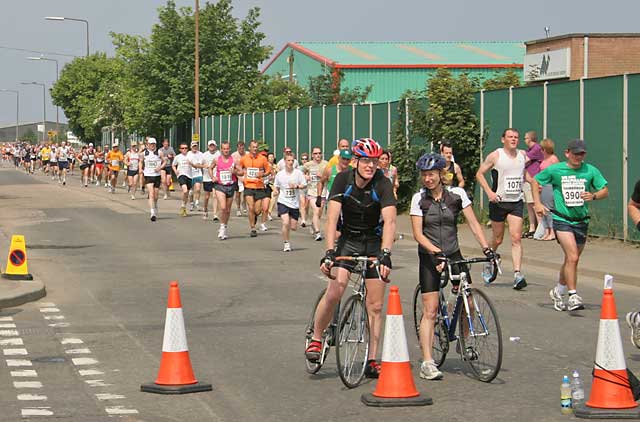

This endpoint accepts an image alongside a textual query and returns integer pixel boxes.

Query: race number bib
[504,176,522,195]
[561,177,585,207]
[247,167,259,179]
[179,161,190,171]
[310,170,320,183]
[284,188,296,198]
[111,160,120,167]
[89,154,95,160]
[219,170,232,184]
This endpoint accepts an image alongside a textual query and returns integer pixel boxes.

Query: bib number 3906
[562,177,585,207]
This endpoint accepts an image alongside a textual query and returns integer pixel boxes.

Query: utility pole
[194,0,201,147]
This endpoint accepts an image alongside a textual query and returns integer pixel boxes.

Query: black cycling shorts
[145,175,161,188]
[418,250,470,294]
[178,175,192,190]
[334,234,382,279]
[489,200,523,222]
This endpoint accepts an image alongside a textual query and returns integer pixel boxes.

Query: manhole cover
[31,356,66,363]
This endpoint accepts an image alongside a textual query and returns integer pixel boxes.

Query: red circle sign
[9,250,25,266]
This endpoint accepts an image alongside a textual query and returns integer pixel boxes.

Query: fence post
[336,103,341,143]
[480,89,485,210]
[580,77,585,139]
[296,107,300,155]
[322,105,326,159]
[308,105,312,154]
[623,73,629,241]
[252,112,255,140]
[219,115,222,142]
[273,110,277,153]
[227,115,231,142]
[352,103,356,141]
[508,85,514,127]
[237,114,241,142]
[543,82,548,139]
[404,98,410,146]
[369,103,373,138]
[284,109,288,148]
[387,101,391,146]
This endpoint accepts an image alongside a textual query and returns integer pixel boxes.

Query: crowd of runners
[4,130,640,379]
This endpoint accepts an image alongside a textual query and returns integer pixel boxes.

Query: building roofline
[261,42,336,74]
[526,33,640,46]
[334,63,522,69]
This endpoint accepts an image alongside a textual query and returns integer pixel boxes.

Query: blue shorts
[58,161,68,170]
[277,203,300,220]
[192,176,203,184]
[553,220,589,245]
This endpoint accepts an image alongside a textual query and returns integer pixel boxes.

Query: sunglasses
[180,147,188,150]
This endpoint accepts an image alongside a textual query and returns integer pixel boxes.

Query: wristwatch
[382,248,391,256]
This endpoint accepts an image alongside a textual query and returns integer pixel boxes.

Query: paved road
[1,165,639,421]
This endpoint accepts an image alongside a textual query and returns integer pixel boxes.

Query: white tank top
[493,148,525,202]
[143,150,162,177]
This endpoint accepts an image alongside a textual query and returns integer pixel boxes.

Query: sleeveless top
[491,148,525,202]
[143,149,162,177]
[215,155,237,185]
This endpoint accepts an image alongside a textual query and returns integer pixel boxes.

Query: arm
[475,151,499,202]
[454,163,465,188]
[531,177,548,219]
[378,205,397,279]
[585,186,608,202]
[320,200,342,275]
[629,199,640,228]
[462,206,490,249]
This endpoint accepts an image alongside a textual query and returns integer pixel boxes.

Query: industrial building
[262,41,525,102]
[0,121,67,143]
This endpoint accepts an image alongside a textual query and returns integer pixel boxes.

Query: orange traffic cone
[362,286,432,407]
[141,281,212,394]
[575,275,640,419]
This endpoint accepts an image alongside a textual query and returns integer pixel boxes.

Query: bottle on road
[561,375,573,414]
[571,369,584,408]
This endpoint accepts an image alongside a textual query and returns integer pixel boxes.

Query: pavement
[1,164,640,422]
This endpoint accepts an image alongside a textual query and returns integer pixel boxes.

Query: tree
[482,68,522,91]
[20,129,38,144]
[308,67,372,106]
[247,75,312,111]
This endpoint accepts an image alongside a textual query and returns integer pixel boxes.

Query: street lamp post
[0,89,19,142]
[21,82,46,143]
[45,16,90,57]
[28,56,59,139]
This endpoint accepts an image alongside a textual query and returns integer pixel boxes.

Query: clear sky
[1,0,639,128]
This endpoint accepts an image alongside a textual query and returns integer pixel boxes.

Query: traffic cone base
[361,286,432,407]
[141,381,212,395]
[574,403,640,420]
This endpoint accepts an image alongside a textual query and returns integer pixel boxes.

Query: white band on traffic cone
[381,315,410,363]
[161,308,189,353]
[594,319,626,370]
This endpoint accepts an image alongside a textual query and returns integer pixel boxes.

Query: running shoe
[420,360,443,380]
[513,272,527,290]
[482,262,494,284]
[84,184,88,187]
[267,214,273,221]
[212,214,219,222]
[260,223,268,232]
[283,241,291,252]
[364,360,381,379]
[549,287,566,311]
[131,195,135,200]
[150,215,157,222]
[127,186,131,193]
[301,221,307,228]
[626,312,640,349]
[189,202,195,211]
[62,181,66,186]
[250,229,257,238]
[179,207,187,217]
[305,340,322,362]
[163,193,168,200]
[567,294,584,311]
[217,227,224,239]
[236,210,242,217]
[314,231,323,241]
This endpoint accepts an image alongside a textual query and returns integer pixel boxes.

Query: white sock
[557,283,568,295]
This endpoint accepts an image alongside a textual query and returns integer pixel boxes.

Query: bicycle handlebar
[325,255,388,282]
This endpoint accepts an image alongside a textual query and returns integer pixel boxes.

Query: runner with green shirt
[531,139,608,311]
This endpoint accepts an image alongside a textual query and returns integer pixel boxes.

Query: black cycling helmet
[416,153,447,171]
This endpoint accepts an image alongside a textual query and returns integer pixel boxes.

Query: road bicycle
[412,254,503,382]
[305,255,382,388]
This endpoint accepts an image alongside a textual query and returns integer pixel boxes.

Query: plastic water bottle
[571,370,585,408]
[561,375,573,414]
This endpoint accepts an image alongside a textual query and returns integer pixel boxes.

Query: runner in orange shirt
[106,142,125,194]
[236,140,271,237]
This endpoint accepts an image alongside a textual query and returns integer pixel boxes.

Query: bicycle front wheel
[335,295,370,388]
[304,288,328,374]
[458,288,503,382]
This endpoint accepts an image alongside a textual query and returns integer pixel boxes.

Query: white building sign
[524,48,571,82]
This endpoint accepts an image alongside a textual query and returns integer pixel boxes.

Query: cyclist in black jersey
[305,138,397,379]
[410,153,495,380]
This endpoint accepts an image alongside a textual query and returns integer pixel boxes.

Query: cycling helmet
[351,138,382,158]
[416,153,447,171]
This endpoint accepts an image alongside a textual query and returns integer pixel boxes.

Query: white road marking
[39,308,60,313]
[6,359,32,366]
[85,379,111,387]
[95,393,125,401]
[3,348,28,356]
[17,393,48,401]
[72,357,99,366]
[60,338,83,345]
[48,322,71,328]
[44,315,65,320]
[0,323,17,328]
[0,330,19,337]
[11,370,38,377]
[0,338,24,346]
[13,381,43,388]
[78,369,104,376]
[38,302,56,307]
[105,406,139,415]
[21,407,53,416]
[65,348,91,355]
[0,316,14,321]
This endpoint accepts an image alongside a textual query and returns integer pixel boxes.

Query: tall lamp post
[21,82,46,143]
[28,56,59,140]
[0,89,19,142]
[45,16,90,57]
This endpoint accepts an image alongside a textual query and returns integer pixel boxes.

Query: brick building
[524,33,640,82]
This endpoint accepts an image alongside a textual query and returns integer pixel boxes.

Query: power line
[0,45,77,58]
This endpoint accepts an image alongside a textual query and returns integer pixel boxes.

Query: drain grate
[31,356,66,363]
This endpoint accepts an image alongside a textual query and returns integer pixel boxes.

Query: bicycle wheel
[457,288,503,382]
[413,283,448,367]
[304,288,329,374]
[335,294,370,388]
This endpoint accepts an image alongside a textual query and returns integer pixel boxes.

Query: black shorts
[162,167,173,175]
[88,160,95,166]
[178,175,192,190]
[214,183,237,198]
[277,203,300,220]
[203,181,214,192]
[58,161,69,170]
[334,234,382,279]
[553,220,588,245]
[418,250,470,294]
[80,163,89,170]
[244,188,268,200]
[42,160,49,166]
[264,184,273,198]
[127,170,139,177]
[489,200,524,222]
[144,175,162,188]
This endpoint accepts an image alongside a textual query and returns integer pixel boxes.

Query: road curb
[0,279,46,309]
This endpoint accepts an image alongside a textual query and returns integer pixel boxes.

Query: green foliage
[247,75,312,111]
[307,67,372,106]
[482,68,522,91]
[20,129,38,143]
